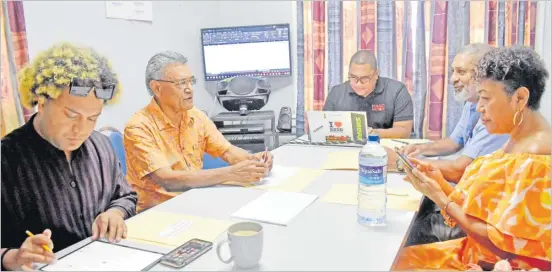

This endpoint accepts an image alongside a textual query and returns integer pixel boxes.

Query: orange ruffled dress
[394,150,551,271]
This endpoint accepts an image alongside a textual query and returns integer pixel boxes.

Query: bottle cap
[368,134,380,143]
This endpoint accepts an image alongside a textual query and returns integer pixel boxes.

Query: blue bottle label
[359,165,386,185]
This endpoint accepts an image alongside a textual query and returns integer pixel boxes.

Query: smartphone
[394,147,416,171]
[159,238,213,268]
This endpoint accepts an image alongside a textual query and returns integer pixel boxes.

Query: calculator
[159,239,213,268]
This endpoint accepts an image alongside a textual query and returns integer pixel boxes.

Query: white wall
[23,1,296,131]
[535,0,552,124]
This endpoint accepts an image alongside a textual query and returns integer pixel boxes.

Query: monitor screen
[201,24,292,81]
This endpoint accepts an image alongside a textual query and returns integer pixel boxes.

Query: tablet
[40,240,164,271]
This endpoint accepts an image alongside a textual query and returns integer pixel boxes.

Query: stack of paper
[320,183,423,212]
[125,211,232,247]
[232,191,318,226]
[224,166,324,193]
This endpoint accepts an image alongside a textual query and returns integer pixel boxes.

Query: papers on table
[41,241,162,271]
[232,191,318,226]
[321,150,359,170]
[224,166,324,193]
[379,139,430,150]
[158,219,192,238]
[321,150,403,173]
[321,138,431,172]
[320,182,423,212]
[125,211,232,247]
[257,165,299,187]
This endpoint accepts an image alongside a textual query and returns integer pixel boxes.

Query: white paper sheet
[255,165,299,187]
[232,191,318,226]
[105,1,153,22]
[41,241,163,271]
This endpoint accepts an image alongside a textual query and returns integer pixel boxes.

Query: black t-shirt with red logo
[323,77,413,129]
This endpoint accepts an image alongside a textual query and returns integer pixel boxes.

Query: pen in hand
[262,146,268,163]
[25,230,53,253]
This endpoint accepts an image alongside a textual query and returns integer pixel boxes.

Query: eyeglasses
[154,77,197,90]
[348,69,378,85]
[69,78,116,100]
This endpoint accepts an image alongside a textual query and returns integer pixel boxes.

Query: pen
[313,125,323,132]
[25,230,53,253]
[391,139,410,146]
[263,146,268,163]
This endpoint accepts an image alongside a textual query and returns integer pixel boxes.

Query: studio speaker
[277,107,292,132]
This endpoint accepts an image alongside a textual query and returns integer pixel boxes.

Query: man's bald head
[349,50,378,69]
[347,50,379,97]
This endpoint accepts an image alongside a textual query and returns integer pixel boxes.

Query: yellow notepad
[320,183,423,212]
[125,211,232,247]
[321,150,360,170]
[223,166,324,193]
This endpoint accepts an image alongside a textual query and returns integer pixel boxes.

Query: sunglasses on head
[69,78,116,100]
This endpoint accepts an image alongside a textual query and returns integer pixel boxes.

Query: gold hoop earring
[513,110,524,126]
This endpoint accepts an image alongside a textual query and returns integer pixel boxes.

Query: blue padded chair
[100,127,226,172]
[99,127,127,175]
[203,153,228,169]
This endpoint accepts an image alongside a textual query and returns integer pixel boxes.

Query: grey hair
[476,45,549,110]
[349,50,377,69]
[456,43,494,66]
[145,51,188,95]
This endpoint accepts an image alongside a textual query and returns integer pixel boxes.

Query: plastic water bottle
[357,134,387,227]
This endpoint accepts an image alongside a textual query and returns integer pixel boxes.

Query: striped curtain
[1,1,31,137]
[296,0,539,139]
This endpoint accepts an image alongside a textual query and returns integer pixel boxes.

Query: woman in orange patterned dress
[394,45,551,271]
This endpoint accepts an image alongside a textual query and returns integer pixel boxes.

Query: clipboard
[40,240,164,271]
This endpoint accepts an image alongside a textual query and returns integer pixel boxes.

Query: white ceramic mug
[216,222,263,269]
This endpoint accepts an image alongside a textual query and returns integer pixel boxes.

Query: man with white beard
[401,43,509,183]
[401,44,510,246]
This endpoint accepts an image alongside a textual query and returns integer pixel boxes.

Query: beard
[453,88,473,102]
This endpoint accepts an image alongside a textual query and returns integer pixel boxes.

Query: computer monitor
[201,24,292,81]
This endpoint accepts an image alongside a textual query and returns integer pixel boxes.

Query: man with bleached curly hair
[0,42,137,271]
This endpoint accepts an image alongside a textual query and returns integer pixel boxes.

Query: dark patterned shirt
[1,115,137,251]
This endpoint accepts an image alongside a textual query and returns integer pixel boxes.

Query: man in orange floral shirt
[124,51,272,212]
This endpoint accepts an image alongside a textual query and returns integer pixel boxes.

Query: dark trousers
[404,196,466,247]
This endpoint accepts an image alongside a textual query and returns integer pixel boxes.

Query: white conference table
[51,142,419,271]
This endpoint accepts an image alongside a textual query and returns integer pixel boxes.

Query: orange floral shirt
[447,150,551,267]
[124,99,231,212]
[396,150,551,271]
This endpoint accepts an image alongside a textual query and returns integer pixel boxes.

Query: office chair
[203,153,228,169]
[98,126,127,175]
[99,127,227,171]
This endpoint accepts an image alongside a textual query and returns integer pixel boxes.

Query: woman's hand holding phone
[404,157,447,185]
[393,147,417,171]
